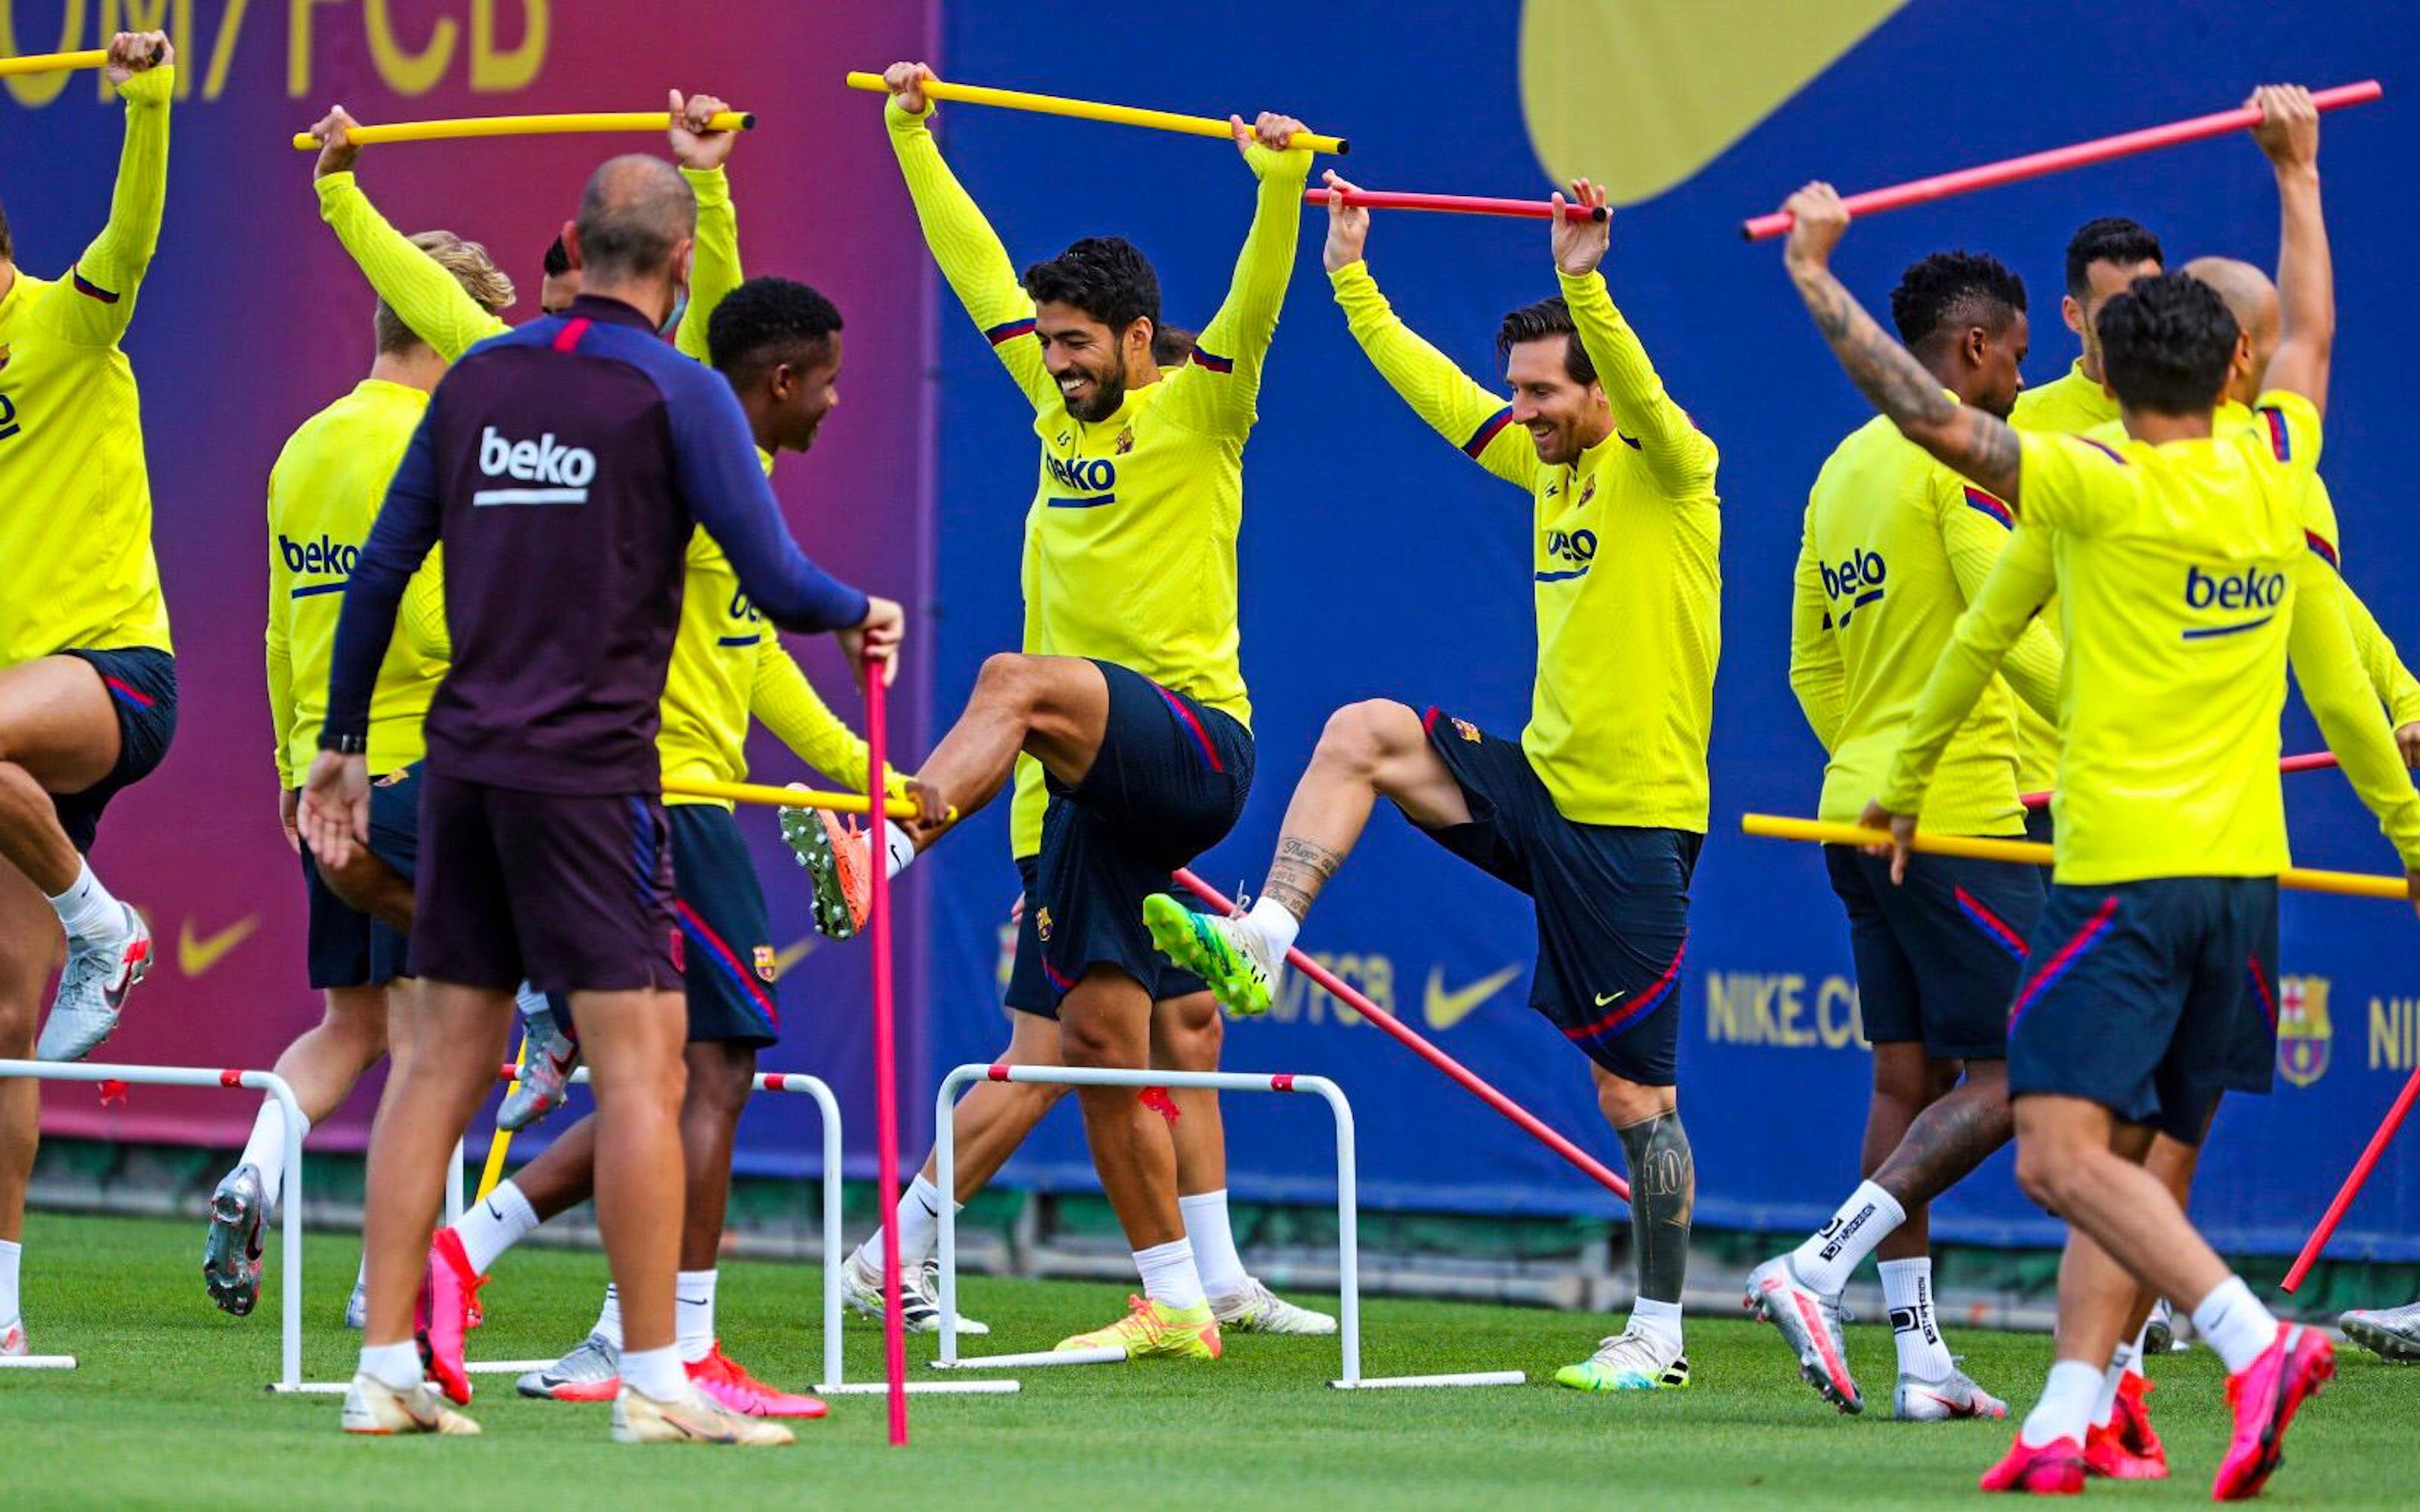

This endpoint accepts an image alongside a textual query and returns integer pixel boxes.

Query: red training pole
[1305,187,1606,222]
[1742,80,2382,241]
[864,656,908,1444]
[1169,869,1630,1202]
[2022,749,2340,810]
[2281,1063,2420,1294]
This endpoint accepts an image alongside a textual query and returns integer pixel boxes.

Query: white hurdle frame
[0,1060,306,1387]
[928,1063,1524,1390]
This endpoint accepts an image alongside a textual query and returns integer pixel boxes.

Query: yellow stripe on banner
[290,111,757,150]
[1739,814,2413,903]
[843,72,1348,155]
[662,776,949,822]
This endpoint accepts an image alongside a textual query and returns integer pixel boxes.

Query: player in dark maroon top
[298,155,900,1441]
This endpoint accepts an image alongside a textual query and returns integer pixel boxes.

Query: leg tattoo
[1618,1111,1695,1306]
[1263,836,1344,919]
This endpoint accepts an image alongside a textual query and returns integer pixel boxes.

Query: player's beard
[1062,351,1129,423]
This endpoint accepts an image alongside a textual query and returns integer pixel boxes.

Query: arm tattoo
[1263,835,1345,919]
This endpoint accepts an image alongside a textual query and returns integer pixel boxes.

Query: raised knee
[1316,700,1415,777]
[2012,1141,2069,1212]
[975,651,1041,703]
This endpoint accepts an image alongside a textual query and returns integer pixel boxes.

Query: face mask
[660,285,689,337]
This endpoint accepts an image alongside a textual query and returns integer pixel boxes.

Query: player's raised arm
[1869,520,2059,878]
[310,107,510,363]
[1157,113,1312,438]
[1323,173,1540,490]
[1551,178,1716,498]
[1781,183,2023,508]
[44,34,173,348]
[2253,86,2332,417]
[2289,555,2420,904]
[879,62,1056,413]
[670,89,744,365]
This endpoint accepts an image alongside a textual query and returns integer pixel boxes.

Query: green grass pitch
[6,1212,2417,1508]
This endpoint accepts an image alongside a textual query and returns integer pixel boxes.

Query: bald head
[2182,256,2280,402]
[574,155,695,283]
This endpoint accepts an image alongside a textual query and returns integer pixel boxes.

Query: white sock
[2191,1276,2279,1374]
[1627,1295,1684,1356]
[238,1100,306,1215]
[2123,1318,2151,1380]
[46,860,124,945]
[359,1339,423,1391]
[676,1269,717,1364]
[856,1174,949,1274]
[620,1343,687,1400]
[1179,1190,1247,1298]
[2092,1337,2139,1429]
[594,1283,623,1348]
[455,1179,541,1272]
[2021,1359,2103,1448]
[0,1237,20,1321]
[1880,1256,1953,1379]
[1790,1180,1906,1295]
[883,819,918,879]
[513,981,551,1022]
[1132,1237,1207,1311]
[1244,894,1300,962]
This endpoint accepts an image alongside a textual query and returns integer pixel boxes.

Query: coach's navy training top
[323,294,869,794]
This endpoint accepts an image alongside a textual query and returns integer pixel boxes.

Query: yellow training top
[1791,413,2058,837]
[1328,260,1719,830]
[1882,391,2420,882]
[266,379,450,786]
[2001,359,2118,796]
[0,66,175,665]
[883,96,1305,857]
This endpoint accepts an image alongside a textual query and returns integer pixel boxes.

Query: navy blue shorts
[299,766,421,989]
[2224,954,2282,1096]
[1825,845,2040,1061]
[2022,805,2056,848]
[409,772,683,996]
[53,647,177,854]
[1006,855,1208,1019]
[1025,661,1253,1006]
[2007,877,2279,1145]
[666,804,781,1048]
[1416,707,1696,1085]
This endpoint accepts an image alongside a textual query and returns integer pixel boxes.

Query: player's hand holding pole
[297,751,371,871]
[1779,182,1853,280]
[309,106,364,178]
[1857,798,1918,886]
[1232,110,1309,172]
[103,30,171,85]
[1549,178,1610,275]
[1320,170,1373,272]
[883,60,935,115]
[669,89,739,171]
[840,595,906,689]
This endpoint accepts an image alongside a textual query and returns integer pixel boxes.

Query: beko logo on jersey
[1544,528,1598,565]
[1819,549,1887,626]
[1046,454,1116,492]
[2181,563,2286,639]
[278,533,360,576]
[474,426,597,505]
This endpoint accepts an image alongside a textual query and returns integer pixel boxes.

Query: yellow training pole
[1740,814,2414,903]
[660,775,949,822]
[290,111,757,151]
[0,50,113,77]
[843,71,1348,155]
[473,1033,531,1205]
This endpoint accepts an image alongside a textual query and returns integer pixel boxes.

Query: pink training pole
[864,655,908,1444]
[2022,750,2340,810]
[2281,1064,2420,1294]
[1304,187,1606,222]
[1169,869,1630,1202]
[1742,80,2382,241]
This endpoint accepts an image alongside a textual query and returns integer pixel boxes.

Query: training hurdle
[0,1061,304,1385]
[929,1063,1525,1391]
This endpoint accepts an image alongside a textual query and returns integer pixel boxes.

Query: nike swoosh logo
[178,915,260,977]
[1423,961,1525,1031]
[678,1297,711,1307]
[772,935,818,978]
[1594,989,1626,1008]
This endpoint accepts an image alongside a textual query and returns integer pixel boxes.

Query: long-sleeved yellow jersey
[0,65,174,665]
[884,95,1306,856]
[1883,392,2420,883]
[1328,260,1719,830]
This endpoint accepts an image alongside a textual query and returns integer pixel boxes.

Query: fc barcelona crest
[753,944,779,982]
[2277,975,2332,1087]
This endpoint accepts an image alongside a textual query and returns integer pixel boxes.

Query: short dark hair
[2065,216,2163,299]
[1020,237,1159,333]
[574,155,695,282]
[0,198,11,262]
[1890,251,2027,349]
[707,275,843,381]
[2096,272,2238,415]
[1151,323,1197,368]
[1495,297,1594,384]
[543,234,571,279]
